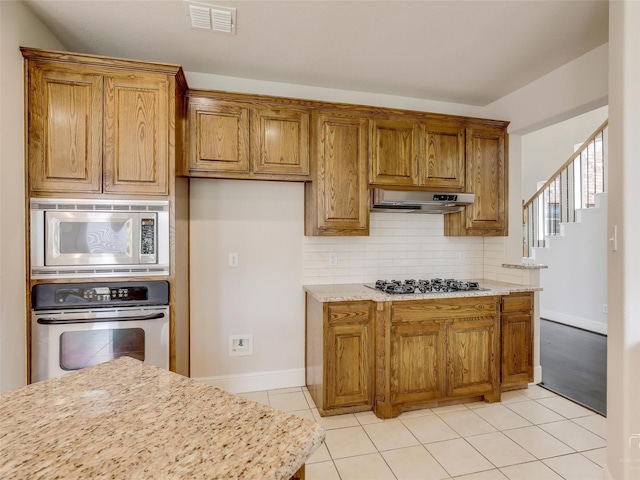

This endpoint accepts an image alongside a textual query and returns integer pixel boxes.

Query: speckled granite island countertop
[304,279,540,302]
[0,357,325,480]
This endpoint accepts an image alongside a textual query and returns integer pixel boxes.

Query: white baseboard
[541,309,607,335]
[193,368,305,394]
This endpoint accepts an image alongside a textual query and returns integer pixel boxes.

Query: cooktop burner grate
[365,278,485,295]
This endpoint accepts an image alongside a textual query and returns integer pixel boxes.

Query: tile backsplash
[303,212,486,285]
[303,212,535,286]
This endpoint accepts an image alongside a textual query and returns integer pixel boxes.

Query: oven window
[59,221,129,254]
[59,328,145,371]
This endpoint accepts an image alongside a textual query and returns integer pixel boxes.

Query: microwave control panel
[140,218,156,256]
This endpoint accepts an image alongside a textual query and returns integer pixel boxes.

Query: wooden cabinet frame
[501,292,534,390]
[24,52,173,197]
[306,297,374,416]
[375,296,501,419]
[22,47,190,381]
[305,111,369,236]
[369,117,466,192]
[185,92,311,181]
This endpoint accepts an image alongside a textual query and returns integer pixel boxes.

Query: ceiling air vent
[184,1,236,34]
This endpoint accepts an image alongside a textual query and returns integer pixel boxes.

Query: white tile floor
[239,385,606,480]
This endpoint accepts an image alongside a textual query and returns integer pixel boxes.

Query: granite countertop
[0,357,325,480]
[304,279,540,303]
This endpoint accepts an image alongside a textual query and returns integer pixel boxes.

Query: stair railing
[523,120,608,257]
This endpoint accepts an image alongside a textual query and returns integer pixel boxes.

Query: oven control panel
[32,281,169,309]
[54,286,149,304]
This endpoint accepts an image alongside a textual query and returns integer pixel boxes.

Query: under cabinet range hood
[370,189,475,214]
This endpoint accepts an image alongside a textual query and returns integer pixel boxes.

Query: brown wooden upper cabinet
[369,117,465,191]
[444,125,508,236]
[305,111,369,236]
[185,93,310,180]
[23,49,177,196]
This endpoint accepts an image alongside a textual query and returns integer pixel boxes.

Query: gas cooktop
[365,278,486,295]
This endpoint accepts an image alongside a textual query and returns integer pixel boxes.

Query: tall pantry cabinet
[21,48,190,378]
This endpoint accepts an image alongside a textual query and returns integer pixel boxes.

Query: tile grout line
[265,387,605,479]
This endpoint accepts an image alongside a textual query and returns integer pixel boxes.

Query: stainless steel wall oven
[31,281,169,383]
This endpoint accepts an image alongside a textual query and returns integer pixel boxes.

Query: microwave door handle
[36,312,166,325]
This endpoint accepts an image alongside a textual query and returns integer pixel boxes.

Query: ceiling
[24,0,609,106]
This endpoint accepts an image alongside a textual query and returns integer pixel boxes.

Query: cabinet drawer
[391,297,499,323]
[502,292,533,314]
[327,302,371,325]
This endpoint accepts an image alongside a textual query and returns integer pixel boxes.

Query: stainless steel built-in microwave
[30,198,169,279]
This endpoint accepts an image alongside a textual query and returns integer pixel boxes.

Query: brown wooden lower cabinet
[376,297,501,418]
[501,292,534,390]
[306,292,532,419]
[305,297,374,416]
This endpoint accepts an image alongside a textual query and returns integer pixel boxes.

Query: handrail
[523,119,608,210]
[522,119,607,258]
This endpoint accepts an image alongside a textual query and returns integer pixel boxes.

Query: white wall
[606,2,640,478]
[0,0,65,392]
[521,106,609,201]
[483,43,609,136]
[521,106,609,335]
[186,72,485,118]
[534,194,608,334]
[483,44,609,276]
[189,179,306,391]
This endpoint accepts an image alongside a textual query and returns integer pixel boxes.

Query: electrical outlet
[602,304,608,314]
[229,334,253,356]
[459,252,466,264]
[329,252,338,266]
[229,252,239,268]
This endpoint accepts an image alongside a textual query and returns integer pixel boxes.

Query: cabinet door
[325,303,373,409]
[390,321,446,404]
[103,73,169,195]
[420,123,465,190]
[251,107,310,176]
[501,293,534,388]
[444,125,507,236]
[447,318,498,397]
[306,112,369,235]
[369,117,419,186]
[28,64,103,194]
[187,98,250,174]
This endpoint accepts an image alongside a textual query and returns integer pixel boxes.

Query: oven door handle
[36,312,166,325]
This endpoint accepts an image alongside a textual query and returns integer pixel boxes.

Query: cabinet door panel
[369,118,419,186]
[251,107,309,175]
[325,322,373,408]
[464,127,506,232]
[502,315,532,384]
[501,293,534,389]
[447,318,496,397]
[103,74,169,194]
[29,65,103,193]
[310,113,368,234]
[391,322,446,403]
[188,100,250,173]
[444,125,507,236]
[420,124,465,190]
